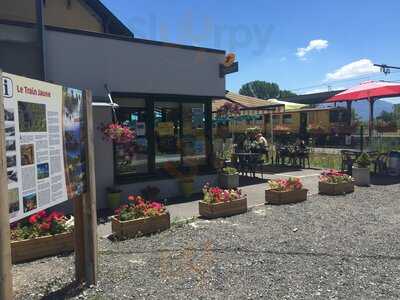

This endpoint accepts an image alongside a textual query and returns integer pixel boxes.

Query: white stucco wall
[45,29,226,98]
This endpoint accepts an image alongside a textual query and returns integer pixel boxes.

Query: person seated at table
[255,133,268,152]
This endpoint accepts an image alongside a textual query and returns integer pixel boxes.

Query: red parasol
[326,80,400,102]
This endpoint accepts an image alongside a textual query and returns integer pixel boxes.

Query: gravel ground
[13,182,400,300]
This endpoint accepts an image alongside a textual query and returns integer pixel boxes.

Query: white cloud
[296,39,329,59]
[326,59,380,81]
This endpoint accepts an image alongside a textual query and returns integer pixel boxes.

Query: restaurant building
[0,0,228,208]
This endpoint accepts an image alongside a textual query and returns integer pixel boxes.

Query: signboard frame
[0,70,13,300]
[0,72,97,299]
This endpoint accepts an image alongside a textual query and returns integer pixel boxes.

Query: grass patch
[309,152,341,170]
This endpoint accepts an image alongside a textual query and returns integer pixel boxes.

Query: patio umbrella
[326,80,400,102]
[326,81,400,138]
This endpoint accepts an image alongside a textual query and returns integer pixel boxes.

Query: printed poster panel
[62,87,86,201]
[2,73,84,223]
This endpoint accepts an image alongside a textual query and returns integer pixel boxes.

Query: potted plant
[307,123,325,135]
[199,183,247,219]
[111,195,170,239]
[319,169,354,195]
[107,186,122,211]
[265,177,308,205]
[219,167,239,189]
[273,124,291,135]
[141,185,160,201]
[353,152,371,186]
[10,211,74,263]
[178,167,196,199]
[101,123,136,144]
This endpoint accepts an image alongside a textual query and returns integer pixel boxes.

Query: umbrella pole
[369,97,375,140]
[360,125,364,152]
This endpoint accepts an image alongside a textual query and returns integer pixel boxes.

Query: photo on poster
[7,168,17,184]
[63,87,86,199]
[6,155,16,168]
[6,139,16,152]
[5,124,15,137]
[21,144,35,166]
[18,101,47,132]
[8,188,19,214]
[23,193,37,213]
[4,108,15,121]
[37,162,50,180]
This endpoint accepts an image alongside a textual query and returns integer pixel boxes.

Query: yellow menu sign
[157,122,174,136]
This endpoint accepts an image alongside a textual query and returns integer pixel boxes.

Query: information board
[2,73,84,222]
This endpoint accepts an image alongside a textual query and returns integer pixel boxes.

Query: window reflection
[154,102,181,169]
[115,107,148,175]
[182,103,206,166]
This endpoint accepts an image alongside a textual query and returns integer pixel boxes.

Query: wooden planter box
[199,197,247,219]
[319,181,354,195]
[265,189,308,205]
[11,231,74,264]
[111,212,170,239]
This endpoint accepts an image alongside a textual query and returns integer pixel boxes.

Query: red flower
[39,222,51,231]
[28,214,38,225]
[37,210,47,218]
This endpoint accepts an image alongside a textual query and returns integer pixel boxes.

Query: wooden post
[0,71,14,299]
[82,90,97,284]
[73,193,85,283]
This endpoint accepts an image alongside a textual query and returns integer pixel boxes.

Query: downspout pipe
[36,0,46,81]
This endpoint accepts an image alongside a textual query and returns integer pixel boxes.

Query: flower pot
[111,213,170,239]
[199,197,247,219]
[352,167,370,186]
[107,192,121,211]
[319,181,355,195]
[11,232,74,264]
[218,173,239,189]
[180,179,194,199]
[265,189,308,205]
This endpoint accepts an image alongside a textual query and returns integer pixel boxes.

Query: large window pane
[154,102,181,169]
[115,107,148,176]
[182,103,206,166]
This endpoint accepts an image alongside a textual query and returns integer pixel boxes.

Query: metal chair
[341,150,356,174]
[373,153,389,174]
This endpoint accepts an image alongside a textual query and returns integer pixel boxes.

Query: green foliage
[239,80,296,100]
[222,167,237,175]
[245,127,261,136]
[356,152,371,168]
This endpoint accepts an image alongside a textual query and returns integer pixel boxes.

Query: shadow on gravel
[371,175,400,186]
[41,281,85,300]
[98,247,400,262]
[239,176,268,187]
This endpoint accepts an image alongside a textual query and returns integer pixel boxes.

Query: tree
[239,80,296,99]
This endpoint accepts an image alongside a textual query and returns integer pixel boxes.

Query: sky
[101,0,400,95]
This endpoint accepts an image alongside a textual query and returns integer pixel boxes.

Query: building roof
[212,91,283,112]
[84,0,134,37]
[212,91,309,112]
[279,90,345,105]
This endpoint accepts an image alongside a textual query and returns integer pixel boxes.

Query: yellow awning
[267,99,308,111]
